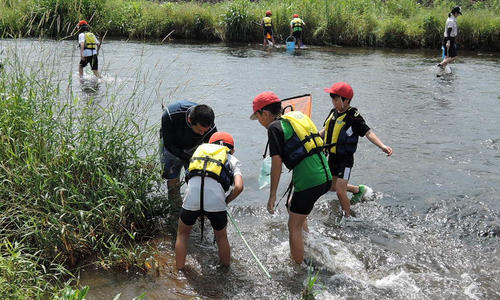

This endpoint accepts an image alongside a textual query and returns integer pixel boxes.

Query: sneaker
[350,185,367,204]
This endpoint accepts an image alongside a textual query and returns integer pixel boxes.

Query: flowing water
[1,39,499,299]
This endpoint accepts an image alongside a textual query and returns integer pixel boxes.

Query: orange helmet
[293,13,299,18]
[78,20,88,27]
[266,10,272,16]
[209,132,234,150]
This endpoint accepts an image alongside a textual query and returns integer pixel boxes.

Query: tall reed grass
[0,46,169,297]
[1,0,499,50]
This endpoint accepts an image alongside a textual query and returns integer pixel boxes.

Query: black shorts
[443,39,457,58]
[328,154,354,180]
[80,55,98,70]
[292,31,302,40]
[179,208,227,231]
[263,27,273,37]
[286,180,331,215]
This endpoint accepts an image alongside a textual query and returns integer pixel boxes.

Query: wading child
[262,10,275,47]
[175,132,244,269]
[320,82,392,218]
[250,91,331,264]
[77,20,101,78]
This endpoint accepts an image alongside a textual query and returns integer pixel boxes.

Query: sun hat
[451,6,462,15]
[324,82,354,100]
[250,91,281,120]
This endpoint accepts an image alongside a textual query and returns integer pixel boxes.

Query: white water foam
[304,232,366,278]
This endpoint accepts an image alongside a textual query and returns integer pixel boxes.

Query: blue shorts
[160,145,189,180]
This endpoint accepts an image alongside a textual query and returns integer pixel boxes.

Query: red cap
[78,20,88,27]
[324,82,354,100]
[266,10,272,16]
[250,91,281,120]
[293,14,299,18]
[209,131,234,149]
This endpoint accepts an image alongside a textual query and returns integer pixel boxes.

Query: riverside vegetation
[0,49,169,298]
[1,0,500,50]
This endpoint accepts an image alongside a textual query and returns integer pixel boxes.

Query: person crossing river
[320,82,392,219]
[77,20,101,78]
[250,91,332,264]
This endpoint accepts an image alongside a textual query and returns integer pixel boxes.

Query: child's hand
[382,145,393,156]
[267,195,276,214]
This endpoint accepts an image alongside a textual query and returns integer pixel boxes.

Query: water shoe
[350,185,367,204]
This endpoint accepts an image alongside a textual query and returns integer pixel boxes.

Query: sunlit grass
[0,44,171,297]
[1,0,499,50]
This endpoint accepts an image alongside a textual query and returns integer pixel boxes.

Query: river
[1,39,499,299]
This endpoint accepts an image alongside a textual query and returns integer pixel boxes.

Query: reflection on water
[3,39,500,299]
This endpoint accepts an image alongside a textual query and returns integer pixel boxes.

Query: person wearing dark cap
[438,6,462,69]
[160,101,217,206]
[77,20,100,78]
[175,131,243,269]
[250,91,332,264]
[320,82,392,219]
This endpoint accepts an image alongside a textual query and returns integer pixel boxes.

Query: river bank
[1,0,500,51]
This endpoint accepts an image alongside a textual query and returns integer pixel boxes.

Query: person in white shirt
[77,20,100,78]
[175,131,244,270]
[438,6,462,68]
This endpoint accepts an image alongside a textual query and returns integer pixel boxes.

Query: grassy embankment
[1,0,500,50]
[0,48,169,298]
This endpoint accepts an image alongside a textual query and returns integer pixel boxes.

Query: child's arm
[267,155,283,214]
[225,174,243,204]
[365,130,393,156]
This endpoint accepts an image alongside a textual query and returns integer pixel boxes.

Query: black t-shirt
[267,120,285,158]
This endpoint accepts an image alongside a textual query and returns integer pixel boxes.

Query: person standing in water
[251,91,331,264]
[320,82,392,219]
[290,13,305,49]
[438,6,462,69]
[261,10,276,47]
[160,101,217,207]
[175,132,244,269]
[77,20,100,78]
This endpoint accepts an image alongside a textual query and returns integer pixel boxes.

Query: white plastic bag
[258,156,271,189]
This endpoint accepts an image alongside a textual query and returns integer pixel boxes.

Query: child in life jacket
[320,82,392,219]
[77,20,100,78]
[175,131,244,269]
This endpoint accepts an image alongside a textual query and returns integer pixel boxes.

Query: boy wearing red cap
[320,82,392,218]
[261,10,275,47]
[290,14,305,49]
[251,91,332,264]
[175,132,244,269]
[77,20,100,78]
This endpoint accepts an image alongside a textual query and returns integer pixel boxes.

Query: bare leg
[214,226,230,266]
[288,212,308,264]
[335,177,351,217]
[92,69,101,78]
[175,219,192,269]
[79,65,84,77]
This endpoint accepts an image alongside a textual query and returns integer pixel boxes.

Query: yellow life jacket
[263,17,272,28]
[84,32,98,50]
[323,108,359,155]
[291,18,304,31]
[280,111,323,169]
[186,143,234,191]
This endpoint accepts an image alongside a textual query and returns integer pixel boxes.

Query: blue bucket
[286,36,296,50]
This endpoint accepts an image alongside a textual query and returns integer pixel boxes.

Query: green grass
[0,45,171,298]
[1,0,499,50]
